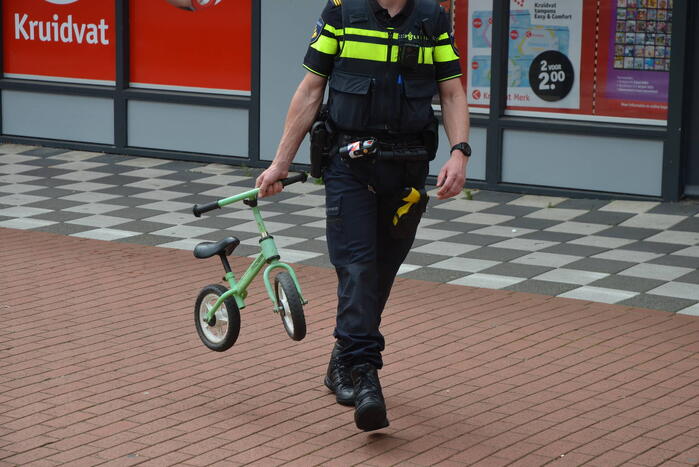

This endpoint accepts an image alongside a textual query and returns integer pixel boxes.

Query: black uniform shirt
[303,0,462,82]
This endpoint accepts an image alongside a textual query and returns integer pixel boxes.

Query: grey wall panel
[260,0,319,164]
[502,130,663,196]
[128,101,247,156]
[433,125,486,181]
[2,91,113,144]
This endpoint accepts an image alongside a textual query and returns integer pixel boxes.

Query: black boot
[351,363,389,431]
[324,342,355,406]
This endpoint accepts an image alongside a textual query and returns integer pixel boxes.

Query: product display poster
[466,0,583,110]
[596,0,671,121]
[2,0,116,84]
[129,0,251,94]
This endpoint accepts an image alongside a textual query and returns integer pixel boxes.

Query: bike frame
[202,187,307,323]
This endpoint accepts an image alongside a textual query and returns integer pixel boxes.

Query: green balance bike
[190,172,309,351]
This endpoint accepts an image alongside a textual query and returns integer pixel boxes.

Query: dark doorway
[685,3,699,197]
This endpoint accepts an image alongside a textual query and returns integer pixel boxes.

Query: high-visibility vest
[327,0,441,134]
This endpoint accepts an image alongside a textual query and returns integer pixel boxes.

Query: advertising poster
[596,0,671,121]
[465,0,584,111]
[129,0,251,95]
[2,0,115,84]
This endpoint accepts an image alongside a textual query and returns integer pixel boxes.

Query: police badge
[310,18,325,44]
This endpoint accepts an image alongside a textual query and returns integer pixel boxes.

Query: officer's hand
[256,164,289,198]
[436,155,467,200]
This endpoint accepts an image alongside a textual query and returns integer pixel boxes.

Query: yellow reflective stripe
[437,32,450,41]
[421,47,433,65]
[438,73,463,82]
[344,27,389,39]
[311,35,338,55]
[303,64,328,78]
[434,44,459,62]
[324,24,342,36]
[340,40,387,61]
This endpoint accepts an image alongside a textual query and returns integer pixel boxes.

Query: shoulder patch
[310,18,325,44]
[329,0,342,7]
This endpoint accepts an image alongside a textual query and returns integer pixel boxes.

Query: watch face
[453,143,471,157]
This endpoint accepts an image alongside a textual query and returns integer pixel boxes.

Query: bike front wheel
[194,284,241,352]
[274,272,306,341]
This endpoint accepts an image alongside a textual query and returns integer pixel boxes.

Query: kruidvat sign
[3,0,115,84]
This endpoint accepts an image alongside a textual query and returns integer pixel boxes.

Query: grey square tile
[399,267,468,283]
[588,275,665,293]
[504,279,579,296]
[480,204,540,217]
[423,207,464,221]
[554,198,610,210]
[646,255,699,269]
[400,251,446,267]
[472,191,521,203]
[172,194,220,206]
[113,220,172,233]
[501,217,559,231]
[539,243,607,257]
[479,262,553,278]
[434,222,483,233]
[275,226,330,239]
[24,188,78,199]
[647,202,699,216]
[520,231,581,243]
[18,158,62,167]
[190,216,240,230]
[87,154,130,164]
[676,270,699,284]
[97,186,153,197]
[66,215,132,228]
[647,282,699,301]
[512,252,582,268]
[156,161,206,171]
[164,182,218,194]
[98,197,155,207]
[446,233,508,246]
[284,239,329,254]
[36,178,78,188]
[92,175,144,186]
[296,255,334,269]
[617,295,695,313]
[460,247,529,262]
[20,148,70,157]
[571,210,635,225]
[105,207,166,220]
[28,211,88,222]
[621,241,685,255]
[21,167,73,178]
[595,226,661,240]
[618,263,693,281]
[114,233,179,247]
[449,273,524,289]
[565,258,636,274]
[24,198,82,210]
[31,223,94,236]
[669,217,699,232]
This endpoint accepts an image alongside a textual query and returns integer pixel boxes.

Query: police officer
[256,0,471,432]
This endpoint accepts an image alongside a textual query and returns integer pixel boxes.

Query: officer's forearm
[272,73,327,169]
[439,80,470,159]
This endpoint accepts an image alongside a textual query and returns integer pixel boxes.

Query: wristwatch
[450,142,472,158]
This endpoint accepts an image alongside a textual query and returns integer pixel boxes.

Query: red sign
[2,0,115,83]
[129,0,251,94]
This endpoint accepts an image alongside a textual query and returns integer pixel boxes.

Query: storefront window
[2,0,115,85]
[454,0,672,124]
[129,0,251,95]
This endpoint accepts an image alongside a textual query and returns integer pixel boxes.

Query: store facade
[0,0,696,200]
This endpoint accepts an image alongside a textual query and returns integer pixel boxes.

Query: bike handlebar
[281,172,308,187]
[192,172,308,218]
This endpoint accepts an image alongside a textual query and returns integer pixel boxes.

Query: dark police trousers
[324,150,428,369]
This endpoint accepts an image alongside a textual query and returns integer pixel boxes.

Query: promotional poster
[129,0,251,94]
[3,0,116,84]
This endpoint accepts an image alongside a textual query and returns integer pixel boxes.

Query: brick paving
[2,227,699,466]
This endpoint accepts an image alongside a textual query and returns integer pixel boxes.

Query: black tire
[194,284,241,352]
[274,272,306,341]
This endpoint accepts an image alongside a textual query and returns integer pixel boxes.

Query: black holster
[309,106,333,179]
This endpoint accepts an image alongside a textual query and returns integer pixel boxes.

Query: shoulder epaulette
[329,0,342,7]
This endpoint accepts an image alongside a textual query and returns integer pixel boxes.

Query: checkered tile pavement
[2,143,699,314]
